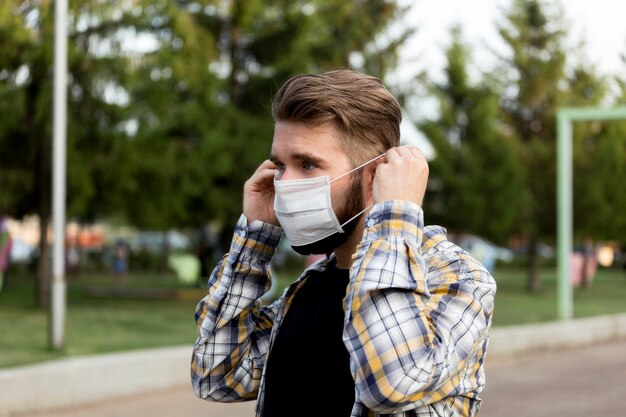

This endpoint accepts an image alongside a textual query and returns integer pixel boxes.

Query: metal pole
[555,106,626,320]
[556,111,572,320]
[560,106,626,121]
[50,0,68,349]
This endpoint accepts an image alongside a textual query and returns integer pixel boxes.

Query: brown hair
[271,68,401,166]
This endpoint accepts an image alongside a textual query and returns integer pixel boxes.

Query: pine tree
[497,0,570,292]
[421,26,523,245]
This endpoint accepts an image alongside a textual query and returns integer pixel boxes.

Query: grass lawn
[1,265,625,369]
[490,267,626,326]
[0,269,203,369]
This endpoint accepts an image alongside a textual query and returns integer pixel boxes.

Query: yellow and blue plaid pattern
[191,200,496,417]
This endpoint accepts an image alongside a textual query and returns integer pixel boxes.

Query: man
[191,68,496,417]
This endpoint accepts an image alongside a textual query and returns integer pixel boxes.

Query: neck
[333,246,354,269]
[333,218,365,269]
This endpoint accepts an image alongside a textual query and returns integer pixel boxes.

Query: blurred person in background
[572,237,597,288]
[112,239,128,286]
[191,68,497,417]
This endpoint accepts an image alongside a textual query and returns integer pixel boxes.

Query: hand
[373,146,429,207]
[243,159,280,226]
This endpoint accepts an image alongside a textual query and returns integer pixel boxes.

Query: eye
[302,161,316,171]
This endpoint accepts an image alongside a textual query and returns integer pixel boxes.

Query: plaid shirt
[191,200,496,417]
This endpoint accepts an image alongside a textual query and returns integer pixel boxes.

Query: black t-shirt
[262,261,354,417]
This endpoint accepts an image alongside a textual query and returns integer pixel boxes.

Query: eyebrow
[269,152,326,167]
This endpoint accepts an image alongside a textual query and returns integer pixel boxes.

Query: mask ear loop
[339,205,372,229]
[335,152,387,228]
[330,152,386,184]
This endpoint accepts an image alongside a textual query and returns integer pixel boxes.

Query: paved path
[15,338,626,417]
[479,337,626,417]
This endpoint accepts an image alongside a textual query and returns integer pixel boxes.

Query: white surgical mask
[273,153,384,246]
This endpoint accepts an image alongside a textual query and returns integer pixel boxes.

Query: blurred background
[1,0,626,387]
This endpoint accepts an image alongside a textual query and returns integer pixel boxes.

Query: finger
[256,160,279,178]
[395,145,419,157]
[384,147,401,161]
[406,145,424,159]
[253,159,277,173]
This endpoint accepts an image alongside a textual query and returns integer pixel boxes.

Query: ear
[367,156,385,183]
[362,164,377,204]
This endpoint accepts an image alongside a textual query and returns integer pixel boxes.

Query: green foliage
[497,0,570,241]
[0,0,409,228]
[574,120,626,245]
[494,0,624,247]
[420,26,524,244]
[416,1,626,290]
[490,0,626,291]
[0,1,51,216]
[0,1,410,306]
[149,0,410,234]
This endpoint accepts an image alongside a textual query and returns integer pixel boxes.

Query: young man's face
[270,120,366,253]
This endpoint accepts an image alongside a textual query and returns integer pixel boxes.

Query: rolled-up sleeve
[344,201,496,415]
[191,214,283,402]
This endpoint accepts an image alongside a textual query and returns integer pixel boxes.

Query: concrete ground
[14,337,626,417]
[479,336,626,417]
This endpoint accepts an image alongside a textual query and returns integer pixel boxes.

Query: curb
[487,312,626,358]
[2,313,626,416]
[0,346,191,417]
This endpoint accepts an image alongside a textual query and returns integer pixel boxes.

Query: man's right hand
[243,159,280,226]
[372,146,429,207]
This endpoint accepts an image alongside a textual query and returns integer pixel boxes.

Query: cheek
[337,177,364,211]
[330,181,347,208]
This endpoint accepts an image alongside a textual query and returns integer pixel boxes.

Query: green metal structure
[556,106,626,320]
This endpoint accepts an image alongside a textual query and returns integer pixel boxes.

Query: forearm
[192,215,282,401]
[345,201,434,410]
[344,201,496,412]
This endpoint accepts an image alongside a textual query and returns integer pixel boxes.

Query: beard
[291,173,364,256]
